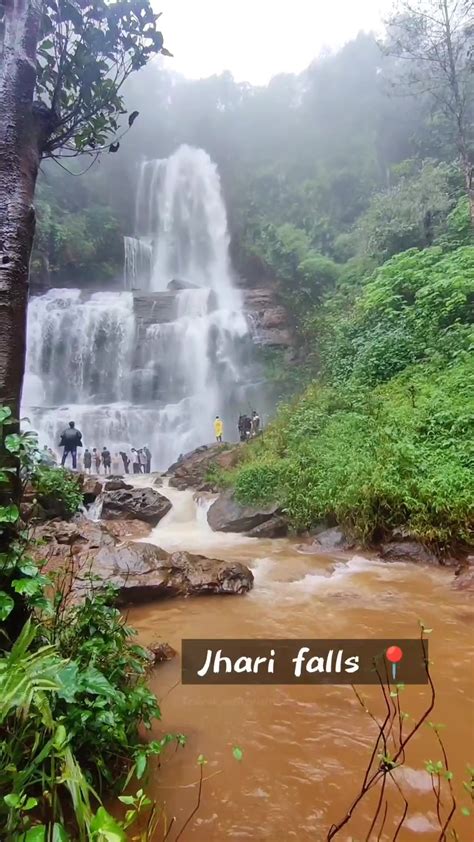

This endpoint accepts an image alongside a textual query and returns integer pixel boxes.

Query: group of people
[238,411,260,442]
[213,411,261,443]
[57,421,152,475]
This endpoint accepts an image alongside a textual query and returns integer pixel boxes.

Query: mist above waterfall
[23,146,258,469]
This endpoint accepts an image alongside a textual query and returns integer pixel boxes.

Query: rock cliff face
[241,288,292,348]
[132,285,292,351]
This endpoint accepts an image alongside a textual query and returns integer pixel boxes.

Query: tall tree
[387,0,474,223]
[0,0,169,418]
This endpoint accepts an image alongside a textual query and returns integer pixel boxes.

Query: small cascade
[124,236,152,290]
[23,145,259,469]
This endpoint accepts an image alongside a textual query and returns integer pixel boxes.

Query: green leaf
[128,110,139,126]
[56,662,80,702]
[4,792,21,808]
[0,591,14,621]
[5,433,22,453]
[232,746,243,762]
[18,559,39,577]
[80,666,117,697]
[0,406,12,423]
[90,806,127,841]
[118,795,135,805]
[461,806,471,816]
[53,724,67,750]
[12,577,43,596]
[24,797,38,810]
[135,752,146,780]
[0,504,19,523]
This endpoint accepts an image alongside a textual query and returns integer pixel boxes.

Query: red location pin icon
[386,645,403,681]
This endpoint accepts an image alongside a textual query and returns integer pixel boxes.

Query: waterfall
[23,145,254,470]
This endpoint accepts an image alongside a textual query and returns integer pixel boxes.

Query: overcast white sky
[158,0,392,84]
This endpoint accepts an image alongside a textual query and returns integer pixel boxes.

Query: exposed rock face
[104,478,133,491]
[167,443,242,491]
[380,541,440,565]
[82,476,104,503]
[32,516,254,602]
[246,516,288,538]
[297,527,351,554]
[242,288,292,348]
[99,487,172,526]
[133,291,177,327]
[93,542,254,603]
[207,489,281,533]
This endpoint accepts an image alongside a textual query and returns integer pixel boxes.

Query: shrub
[33,466,83,516]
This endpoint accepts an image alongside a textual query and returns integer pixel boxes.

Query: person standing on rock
[83,448,92,474]
[214,415,223,442]
[251,410,261,437]
[59,421,82,470]
[120,451,130,474]
[143,445,152,473]
[93,448,101,474]
[138,448,147,473]
[243,415,252,442]
[102,447,112,476]
[112,452,121,474]
[131,448,141,474]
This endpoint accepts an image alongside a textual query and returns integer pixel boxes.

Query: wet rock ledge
[32,516,254,603]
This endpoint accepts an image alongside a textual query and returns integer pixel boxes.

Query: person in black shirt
[59,421,82,469]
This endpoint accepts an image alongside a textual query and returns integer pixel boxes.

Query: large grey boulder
[207,489,281,533]
[90,542,254,603]
[380,541,439,565]
[297,527,351,554]
[99,487,172,526]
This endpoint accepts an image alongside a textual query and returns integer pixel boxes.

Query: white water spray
[23,146,253,469]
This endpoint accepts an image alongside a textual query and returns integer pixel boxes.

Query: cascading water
[23,145,256,469]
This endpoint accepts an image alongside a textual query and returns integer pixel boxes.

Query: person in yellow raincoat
[214,415,223,442]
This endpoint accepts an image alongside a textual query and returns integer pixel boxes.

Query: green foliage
[322,246,474,386]
[33,466,83,517]
[227,242,473,549]
[53,583,162,787]
[37,0,169,158]
[356,162,459,262]
[0,410,180,839]
[32,186,123,286]
[232,362,474,546]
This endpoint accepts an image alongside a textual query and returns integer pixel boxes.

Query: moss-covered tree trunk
[0,0,42,418]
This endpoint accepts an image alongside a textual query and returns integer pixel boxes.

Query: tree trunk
[0,0,42,419]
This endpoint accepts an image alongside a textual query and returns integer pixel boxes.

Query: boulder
[99,487,172,526]
[167,443,242,491]
[32,516,253,602]
[246,515,288,538]
[380,541,439,565]
[82,476,104,503]
[104,478,133,491]
[167,278,199,291]
[88,542,254,602]
[207,489,280,533]
[297,527,351,554]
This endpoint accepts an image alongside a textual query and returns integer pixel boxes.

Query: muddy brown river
[124,483,473,841]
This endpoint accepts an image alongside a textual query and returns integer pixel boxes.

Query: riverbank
[123,481,474,841]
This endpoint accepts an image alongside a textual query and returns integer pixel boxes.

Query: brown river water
[124,482,473,841]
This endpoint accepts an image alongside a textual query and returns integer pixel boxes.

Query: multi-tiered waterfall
[22,146,254,469]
